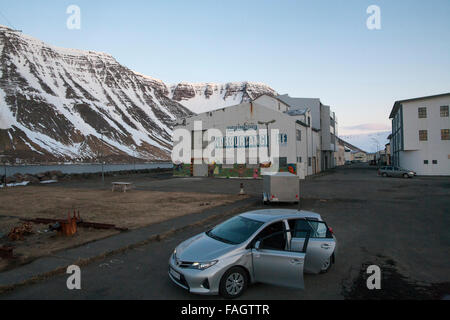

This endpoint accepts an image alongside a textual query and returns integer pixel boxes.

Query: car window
[288,219,311,238]
[288,219,330,239]
[206,216,264,244]
[256,222,286,251]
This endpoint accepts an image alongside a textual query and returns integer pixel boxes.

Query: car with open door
[168,209,337,299]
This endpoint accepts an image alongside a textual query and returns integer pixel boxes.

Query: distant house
[335,138,346,166]
[389,93,450,175]
[344,148,354,163]
[385,134,392,165]
[352,151,368,163]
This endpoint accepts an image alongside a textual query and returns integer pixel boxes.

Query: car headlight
[190,260,218,270]
[172,248,177,259]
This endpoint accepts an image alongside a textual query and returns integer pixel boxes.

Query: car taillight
[271,195,275,199]
[329,227,333,234]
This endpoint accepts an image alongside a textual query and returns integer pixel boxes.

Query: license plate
[170,268,181,280]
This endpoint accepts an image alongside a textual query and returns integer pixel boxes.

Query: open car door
[251,230,310,289]
[289,219,336,274]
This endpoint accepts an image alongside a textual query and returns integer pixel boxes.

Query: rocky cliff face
[169,82,277,114]
[0,25,192,162]
[0,25,277,163]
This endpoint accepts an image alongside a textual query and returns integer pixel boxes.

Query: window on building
[418,107,427,118]
[296,129,301,141]
[419,130,428,141]
[441,106,449,117]
[432,160,438,164]
[279,157,287,167]
[424,160,429,165]
[297,157,302,163]
[441,129,450,140]
[308,157,312,167]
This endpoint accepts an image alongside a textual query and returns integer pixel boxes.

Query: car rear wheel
[320,254,334,274]
[219,267,248,299]
[382,173,388,177]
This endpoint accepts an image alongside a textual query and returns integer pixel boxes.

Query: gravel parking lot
[2,164,449,299]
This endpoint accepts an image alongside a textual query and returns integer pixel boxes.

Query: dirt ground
[0,186,246,271]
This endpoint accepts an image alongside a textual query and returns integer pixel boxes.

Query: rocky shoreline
[0,167,172,186]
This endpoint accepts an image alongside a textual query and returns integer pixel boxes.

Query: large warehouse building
[173,94,338,178]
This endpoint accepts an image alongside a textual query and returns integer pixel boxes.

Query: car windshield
[206,216,264,245]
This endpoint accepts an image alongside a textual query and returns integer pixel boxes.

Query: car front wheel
[382,173,388,177]
[219,267,248,299]
[403,173,410,179]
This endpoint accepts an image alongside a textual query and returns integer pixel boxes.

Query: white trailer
[262,172,299,204]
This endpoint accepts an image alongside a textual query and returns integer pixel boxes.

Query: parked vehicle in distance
[168,209,337,299]
[378,166,416,178]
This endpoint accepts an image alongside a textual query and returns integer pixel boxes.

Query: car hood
[176,232,234,262]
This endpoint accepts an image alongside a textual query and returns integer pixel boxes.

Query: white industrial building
[276,95,338,171]
[389,93,450,176]
[173,94,338,178]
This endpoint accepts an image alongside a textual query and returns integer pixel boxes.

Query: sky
[0,0,449,135]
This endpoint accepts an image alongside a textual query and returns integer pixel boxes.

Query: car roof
[240,209,322,223]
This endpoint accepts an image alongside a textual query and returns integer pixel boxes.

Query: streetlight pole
[258,120,276,159]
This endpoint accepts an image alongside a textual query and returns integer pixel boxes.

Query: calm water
[1,162,173,177]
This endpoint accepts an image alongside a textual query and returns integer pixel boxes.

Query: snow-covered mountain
[169,82,277,114]
[0,25,195,162]
[340,131,391,153]
[0,26,276,162]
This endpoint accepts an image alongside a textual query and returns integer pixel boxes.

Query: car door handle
[321,244,331,249]
[290,259,303,265]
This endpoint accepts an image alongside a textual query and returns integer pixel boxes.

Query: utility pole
[99,130,108,187]
[133,145,137,171]
[0,155,7,189]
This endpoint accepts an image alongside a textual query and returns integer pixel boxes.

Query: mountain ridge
[0,25,276,162]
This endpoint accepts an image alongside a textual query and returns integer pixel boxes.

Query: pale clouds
[340,123,391,136]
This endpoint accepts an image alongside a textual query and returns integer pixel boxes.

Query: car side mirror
[254,240,261,250]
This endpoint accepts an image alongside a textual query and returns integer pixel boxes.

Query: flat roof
[389,93,450,119]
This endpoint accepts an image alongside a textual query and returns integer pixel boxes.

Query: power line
[0,8,17,30]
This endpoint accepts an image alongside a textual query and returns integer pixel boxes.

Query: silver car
[168,209,337,299]
[378,166,416,178]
